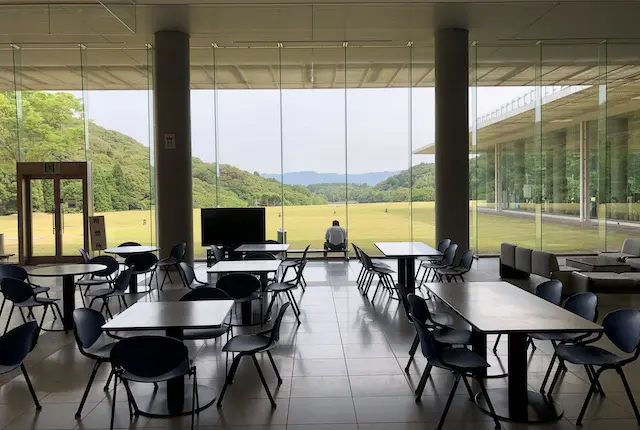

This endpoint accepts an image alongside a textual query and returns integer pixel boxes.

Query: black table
[207,260,282,325]
[27,264,107,331]
[374,242,441,295]
[102,300,234,416]
[566,256,631,273]
[425,281,603,423]
[104,245,159,293]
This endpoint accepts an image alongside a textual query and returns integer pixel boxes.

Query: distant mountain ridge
[261,170,400,186]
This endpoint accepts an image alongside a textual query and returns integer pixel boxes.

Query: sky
[86,86,533,174]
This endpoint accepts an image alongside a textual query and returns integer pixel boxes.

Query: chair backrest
[603,308,640,354]
[117,242,142,258]
[459,249,474,271]
[170,242,187,261]
[180,287,230,301]
[110,335,189,379]
[88,255,120,278]
[298,244,311,263]
[407,293,431,324]
[535,279,563,305]
[409,314,443,360]
[437,239,451,253]
[442,243,458,266]
[179,262,196,287]
[564,292,598,322]
[266,302,291,345]
[1,278,35,303]
[73,308,106,350]
[216,273,261,299]
[211,245,224,263]
[358,249,374,270]
[0,321,39,367]
[125,253,158,272]
[351,243,361,261]
[0,265,28,282]
[79,248,90,263]
[113,268,133,292]
[244,252,276,261]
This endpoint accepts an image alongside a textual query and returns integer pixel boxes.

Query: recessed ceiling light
[550,119,572,123]
[632,96,640,101]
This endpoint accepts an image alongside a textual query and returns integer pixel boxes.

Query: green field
[0,202,633,259]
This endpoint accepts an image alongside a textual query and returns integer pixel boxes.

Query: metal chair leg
[477,377,501,429]
[540,352,558,393]
[3,304,14,334]
[492,334,501,353]
[266,351,283,384]
[217,355,241,407]
[576,368,603,426]
[21,363,41,410]
[76,360,102,417]
[437,374,461,430]
[109,374,118,430]
[405,334,419,373]
[618,367,640,424]
[415,363,432,400]
[461,374,475,401]
[251,355,276,408]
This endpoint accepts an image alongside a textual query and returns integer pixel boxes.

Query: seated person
[324,220,347,256]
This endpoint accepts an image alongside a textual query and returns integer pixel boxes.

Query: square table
[566,256,631,273]
[208,260,282,325]
[374,242,441,295]
[425,281,603,423]
[102,300,233,416]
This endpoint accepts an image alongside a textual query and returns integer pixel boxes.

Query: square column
[154,30,194,263]
[435,28,469,250]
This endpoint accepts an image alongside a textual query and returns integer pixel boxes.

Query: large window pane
[0,47,18,260]
[86,48,153,250]
[282,47,346,252]
[346,46,411,254]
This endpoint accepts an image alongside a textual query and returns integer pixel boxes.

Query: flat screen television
[201,208,266,247]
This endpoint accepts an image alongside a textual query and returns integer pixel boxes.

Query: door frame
[17,162,93,265]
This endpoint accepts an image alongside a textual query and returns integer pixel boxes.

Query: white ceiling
[0,1,639,90]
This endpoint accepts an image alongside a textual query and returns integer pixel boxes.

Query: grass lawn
[0,202,632,259]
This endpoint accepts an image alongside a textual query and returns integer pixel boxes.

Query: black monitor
[201,208,266,247]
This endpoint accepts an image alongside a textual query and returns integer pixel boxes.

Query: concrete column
[154,30,194,263]
[435,28,469,251]
[579,122,590,221]
[609,117,629,207]
[513,140,526,206]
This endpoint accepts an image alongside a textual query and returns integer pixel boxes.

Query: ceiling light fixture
[550,119,572,123]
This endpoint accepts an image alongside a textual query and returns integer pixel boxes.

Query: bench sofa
[599,238,640,269]
[500,243,579,294]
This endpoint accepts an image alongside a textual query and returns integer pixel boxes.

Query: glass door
[60,179,85,256]
[30,179,57,257]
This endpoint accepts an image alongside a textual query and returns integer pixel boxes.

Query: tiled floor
[2,258,640,429]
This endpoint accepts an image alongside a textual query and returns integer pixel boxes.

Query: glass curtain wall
[5,45,155,256]
[470,41,640,254]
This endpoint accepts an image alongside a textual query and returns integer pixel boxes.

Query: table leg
[475,332,562,422]
[397,258,407,287]
[471,329,487,378]
[404,258,415,294]
[62,274,75,331]
[165,328,184,415]
[128,273,138,294]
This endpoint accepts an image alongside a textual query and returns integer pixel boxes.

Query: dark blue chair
[493,279,563,352]
[72,308,118,418]
[86,268,133,318]
[410,314,500,430]
[109,335,198,430]
[179,288,233,341]
[435,249,475,282]
[179,262,210,289]
[536,292,599,394]
[415,238,450,282]
[549,308,640,426]
[279,244,310,290]
[158,242,187,290]
[265,259,304,324]
[0,321,41,409]
[217,302,290,409]
[418,243,458,285]
[76,255,120,306]
[0,264,51,320]
[405,293,469,373]
[124,252,158,289]
[216,273,262,324]
[1,277,64,334]
[360,249,397,301]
